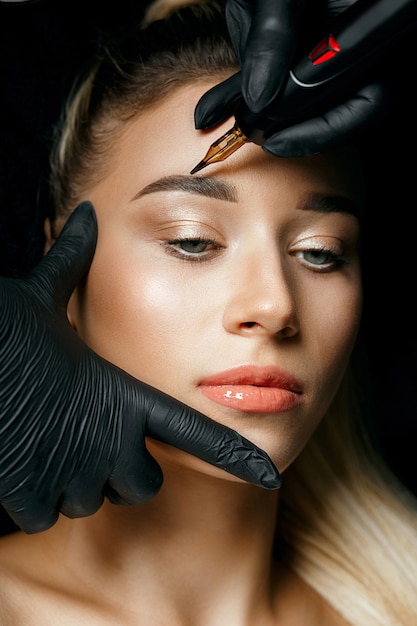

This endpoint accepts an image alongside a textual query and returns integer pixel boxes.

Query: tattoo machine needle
[191,0,417,176]
[190,122,249,175]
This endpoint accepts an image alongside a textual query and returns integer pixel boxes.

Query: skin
[0,81,363,625]
[68,82,363,480]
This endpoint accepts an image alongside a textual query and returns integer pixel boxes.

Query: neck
[50,448,281,624]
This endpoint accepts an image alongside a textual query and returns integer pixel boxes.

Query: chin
[145,432,296,486]
[145,438,253,486]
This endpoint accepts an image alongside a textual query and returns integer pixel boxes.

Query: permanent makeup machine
[191,0,417,174]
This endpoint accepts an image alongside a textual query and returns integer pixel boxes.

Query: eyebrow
[131,176,361,216]
[131,175,238,203]
[298,192,361,217]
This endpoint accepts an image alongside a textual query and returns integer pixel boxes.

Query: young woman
[0,1,416,624]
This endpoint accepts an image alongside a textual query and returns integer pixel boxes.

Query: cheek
[304,279,362,402]
[271,283,362,472]
[323,285,361,352]
[73,241,214,387]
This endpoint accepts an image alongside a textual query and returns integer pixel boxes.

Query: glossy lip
[198,365,303,414]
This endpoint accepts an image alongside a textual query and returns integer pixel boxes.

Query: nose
[222,246,299,339]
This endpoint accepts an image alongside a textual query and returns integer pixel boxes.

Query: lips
[198,365,302,413]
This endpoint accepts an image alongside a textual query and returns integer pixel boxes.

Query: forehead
[98,81,366,208]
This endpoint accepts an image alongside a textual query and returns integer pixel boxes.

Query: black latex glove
[194,0,389,156]
[0,201,280,534]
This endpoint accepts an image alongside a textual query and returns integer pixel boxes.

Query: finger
[28,201,98,310]
[144,385,281,489]
[326,0,358,20]
[194,72,242,129]
[59,476,106,519]
[3,496,60,535]
[106,438,164,505]
[237,0,298,112]
[263,82,389,157]
[225,0,253,62]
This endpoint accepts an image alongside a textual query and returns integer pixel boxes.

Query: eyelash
[163,238,350,271]
[163,237,223,262]
[294,246,350,272]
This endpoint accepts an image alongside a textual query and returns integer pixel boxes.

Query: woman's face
[68,81,364,477]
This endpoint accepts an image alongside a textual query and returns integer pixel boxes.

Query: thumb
[28,201,98,310]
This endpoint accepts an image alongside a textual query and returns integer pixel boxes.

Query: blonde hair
[49,0,234,235]
[49,2,417,623]
[281,370,417,624]
[141,0,206,26]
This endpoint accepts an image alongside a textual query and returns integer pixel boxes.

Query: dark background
[0,0,416,535]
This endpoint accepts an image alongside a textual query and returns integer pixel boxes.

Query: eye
[163,237,223,261]
[175,239,213,253]
[294,247,349,272]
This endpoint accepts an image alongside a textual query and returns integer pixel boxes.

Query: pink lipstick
[198,365,302,413]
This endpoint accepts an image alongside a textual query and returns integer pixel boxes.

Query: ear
[44,217,79,331]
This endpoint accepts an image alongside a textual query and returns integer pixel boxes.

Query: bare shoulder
[0,543,32,624]
[0,531,48,625]
[0,532,122,626]
[0,532,82,625]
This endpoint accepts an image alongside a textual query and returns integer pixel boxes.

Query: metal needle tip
[190,160,208,175]
[190,122,249,176]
